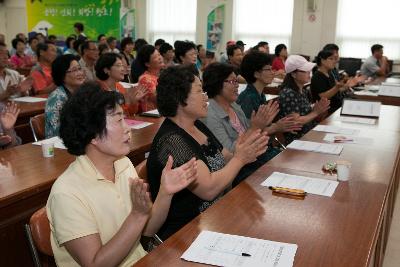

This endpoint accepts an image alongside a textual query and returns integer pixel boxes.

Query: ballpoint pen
[204,247,251,257]
[268,186,307,197]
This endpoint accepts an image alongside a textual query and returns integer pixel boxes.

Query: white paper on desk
[378,85,400,97]
[340,117,376,125]
[32,136,66,149]
[341,99,381,117]
[142,109,160,116]
[119,82,138,89]
[287,140,343,155]
[261,172,339,197]
[354,91,378,96]
[381,82,400,86]
[313,125,360,135]
[181,230,297,267]
[323,133,373,145]
[12,96,47,103]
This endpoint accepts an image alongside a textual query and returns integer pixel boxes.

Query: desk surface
[134,106,400,267]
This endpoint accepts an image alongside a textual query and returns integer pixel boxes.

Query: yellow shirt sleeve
[47,192,99,246]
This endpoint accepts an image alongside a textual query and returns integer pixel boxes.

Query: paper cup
[336,160,351,181]
[42,142,55,158]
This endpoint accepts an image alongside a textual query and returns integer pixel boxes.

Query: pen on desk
[268,186,307,196]
[204,247,251,257]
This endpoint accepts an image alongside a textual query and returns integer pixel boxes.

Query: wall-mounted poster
[206,4,225,52]
[26,0,121,40]
[120,7,135,38]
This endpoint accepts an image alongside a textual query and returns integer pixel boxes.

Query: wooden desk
[0,144,74,267]
[127,116,164,165]
[14,100,46,143]
[353,77,400,106]
[134,106,400,267]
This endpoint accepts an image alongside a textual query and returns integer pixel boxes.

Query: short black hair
[97,34,106,41]
[28,36,38,45]
[315,50,334,66]
[154,38,165,47]
[48,35,57,41]
[136,44,156,71]
[157,65,197,117]
[98,43,110,55]
[241,51,272,84]
[65,37,75,49]
[274,44,287,56]
[107,36,117,45]
[74,22,84,32]
[159,42,173,56]
[323,43,339,53]
[51,54,80,86]
[227,45,241,58]
[134,38,148,51]
[257,41,269,47]
[95,52,122,80]
[120,37,134,51]
[36,41,54,59]
[203,62,236,98]
[60,82,125,156]
[371,44,383,54]
[11,38,25,49]
[80,40,96,56]
[174,40,196,63]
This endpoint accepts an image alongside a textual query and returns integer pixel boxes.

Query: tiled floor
[383,189,400,267]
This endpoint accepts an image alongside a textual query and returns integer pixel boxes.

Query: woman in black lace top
[147,65,269,240]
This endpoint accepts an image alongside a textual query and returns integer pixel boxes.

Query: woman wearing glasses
[203,62,301,185]
[95,53,148,116]
[45,54,86,138]
[147,65,269,240]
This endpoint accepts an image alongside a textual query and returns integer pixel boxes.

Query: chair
[30,113,45,142]
[339,57,362,77]
[25,207,54,267]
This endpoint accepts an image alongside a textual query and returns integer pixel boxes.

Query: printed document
[181,231,297,267]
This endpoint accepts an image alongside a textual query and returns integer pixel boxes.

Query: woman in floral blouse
[45,54,85,138]
[278,55,330,144]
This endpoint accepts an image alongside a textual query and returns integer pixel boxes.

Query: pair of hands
[128,84,149,104]
[313,98,330,115]
[250,100,279,129]
[129,156,198,216]
[0,102,20,146]
[234,129,269,165]
[6,77,33,96]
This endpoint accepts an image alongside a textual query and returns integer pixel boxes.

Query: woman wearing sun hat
[278,55,330,144]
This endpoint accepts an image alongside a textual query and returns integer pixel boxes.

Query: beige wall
[0,0,27,48]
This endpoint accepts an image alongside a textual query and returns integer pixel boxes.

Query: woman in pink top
[137,45,165,112]
[10,38,34,69]
[272,44,287,78]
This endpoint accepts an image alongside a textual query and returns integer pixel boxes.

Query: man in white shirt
[360,44,389,78]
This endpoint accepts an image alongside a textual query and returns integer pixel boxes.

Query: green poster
[207,5,225,52]
[26,0,121,40]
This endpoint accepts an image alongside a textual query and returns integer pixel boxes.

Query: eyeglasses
[112,64,124,68]
[224,79,239,85]
[66,67,83,74]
